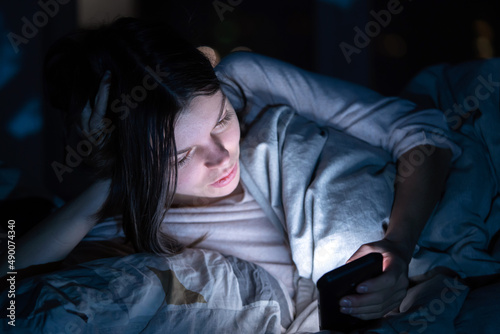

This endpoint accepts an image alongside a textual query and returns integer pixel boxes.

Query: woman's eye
[215,110,233,128]
[178,152,191,167]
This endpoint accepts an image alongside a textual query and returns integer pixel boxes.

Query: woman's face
[172,90,241,206]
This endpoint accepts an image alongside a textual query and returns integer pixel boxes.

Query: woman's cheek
[226,120,241,149]
[176,166,194,189]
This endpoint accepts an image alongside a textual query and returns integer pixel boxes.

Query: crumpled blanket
[0,248,292,333]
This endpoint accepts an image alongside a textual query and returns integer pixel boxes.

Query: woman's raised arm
[215,51,461,162]
[0,179,110,277]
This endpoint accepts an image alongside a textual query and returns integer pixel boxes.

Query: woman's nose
[204,139,230,168]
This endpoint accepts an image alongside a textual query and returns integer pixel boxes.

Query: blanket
[0,248,292,333]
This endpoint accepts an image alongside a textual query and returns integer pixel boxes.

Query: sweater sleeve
[215,51,461,161]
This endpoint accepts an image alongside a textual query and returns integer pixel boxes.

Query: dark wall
[139,0,500,95]
[0,1,76,202]
[138,0,316,72]
[368,0,500,95]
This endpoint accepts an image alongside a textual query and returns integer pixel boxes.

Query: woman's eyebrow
[176,94,227,156]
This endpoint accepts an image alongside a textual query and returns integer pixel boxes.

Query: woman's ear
[197,46,220,68]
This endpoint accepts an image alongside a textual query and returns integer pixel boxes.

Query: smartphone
[316,252,383,332]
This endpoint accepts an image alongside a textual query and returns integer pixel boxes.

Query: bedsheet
[0,248,292,333]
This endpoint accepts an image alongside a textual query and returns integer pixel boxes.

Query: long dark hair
[44,17,222,255]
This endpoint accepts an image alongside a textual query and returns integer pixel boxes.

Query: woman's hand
[80,70,111,138]
[338,239,410,320]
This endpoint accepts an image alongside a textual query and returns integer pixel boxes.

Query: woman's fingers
[344,299,403,320]
[89,71,112,132]
[80,100,93,134]
[340,283,407,308]
[356,270,397,293]
[80,71,112,134]
[340,286,407,317]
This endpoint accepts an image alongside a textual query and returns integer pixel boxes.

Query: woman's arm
[0,179,110,276]
[339,145,453,320]
[215,52,461,161]
[386,145,453,261]
[0,72,115,277]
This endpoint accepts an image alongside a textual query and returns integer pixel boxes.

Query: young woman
[2,17,459,329]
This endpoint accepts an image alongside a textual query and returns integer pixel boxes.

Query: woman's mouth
[210,163,238,188]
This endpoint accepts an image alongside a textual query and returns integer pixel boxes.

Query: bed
[1,57,500,333]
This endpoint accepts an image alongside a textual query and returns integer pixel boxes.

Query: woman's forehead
[174,91,226,141]
[178,91,225,123]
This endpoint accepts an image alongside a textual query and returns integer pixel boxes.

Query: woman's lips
[210,163,238,188]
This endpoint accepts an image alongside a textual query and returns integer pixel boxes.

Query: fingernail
[340,307,351,314]
[357,285,367,293]
[340,298,351,307]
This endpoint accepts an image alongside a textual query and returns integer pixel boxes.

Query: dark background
[0,0,498,226]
